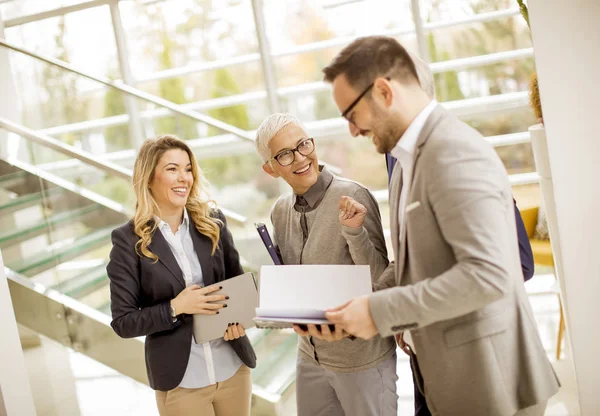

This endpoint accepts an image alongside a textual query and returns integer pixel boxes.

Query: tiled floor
[25,272,579,416]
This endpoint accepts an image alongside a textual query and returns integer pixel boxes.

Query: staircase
[0,156,297,414]
[0,159,122,311]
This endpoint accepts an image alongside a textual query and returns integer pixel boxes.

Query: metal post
[410,0,431,62]
[110,1,145,149]
[251,0,281,113]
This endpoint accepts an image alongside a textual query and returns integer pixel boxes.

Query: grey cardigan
[271,172,395,372]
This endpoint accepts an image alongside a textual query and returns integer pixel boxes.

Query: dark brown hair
[323,36,420,91]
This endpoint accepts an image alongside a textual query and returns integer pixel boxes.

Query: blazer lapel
[389,163,403,270]
[189,220,215,286]
[398,105,446,283]
[148,229,186,290]
[411,104,446,179]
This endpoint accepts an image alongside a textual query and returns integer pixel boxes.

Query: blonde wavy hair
[132,135,221,261]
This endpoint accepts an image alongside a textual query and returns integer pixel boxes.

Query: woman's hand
[171,284,228,316]
[338,196,367,228]
[224,323,246,341]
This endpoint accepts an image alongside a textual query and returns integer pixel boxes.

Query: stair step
[252,334,298,386]
[0,170,27,190]
[52,264,108,299]
[0,187,62,216]
[7,227,115,277]
[0,204,103,249]
[249,328,272,346]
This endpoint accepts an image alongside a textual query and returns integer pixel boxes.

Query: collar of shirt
[155,209,189,234]
[390,99,438,163]
[295,164,334,209]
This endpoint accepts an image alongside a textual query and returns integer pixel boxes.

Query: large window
[2,0,540,257]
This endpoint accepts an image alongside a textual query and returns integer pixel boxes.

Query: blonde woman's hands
[224,323,246,341]
[338,196,367,228]
[171,284,228,316]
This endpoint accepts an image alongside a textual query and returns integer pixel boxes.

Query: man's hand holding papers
[325,295,379,340]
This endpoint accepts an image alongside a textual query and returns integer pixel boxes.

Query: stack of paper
[254,264,372,329]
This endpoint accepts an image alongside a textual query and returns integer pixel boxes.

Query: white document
[255,265,372,326]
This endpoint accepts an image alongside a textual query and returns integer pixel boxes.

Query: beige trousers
[155,365,252,416]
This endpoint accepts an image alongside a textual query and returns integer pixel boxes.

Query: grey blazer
[370,106,559,415]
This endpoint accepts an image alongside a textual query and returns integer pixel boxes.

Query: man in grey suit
[323,36,560,416]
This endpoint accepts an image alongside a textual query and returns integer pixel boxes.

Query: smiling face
[262,123,320,195]
[149,149,193,216]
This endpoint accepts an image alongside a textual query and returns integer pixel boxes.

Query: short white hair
[408,50,435,99]
[255,113,307,162]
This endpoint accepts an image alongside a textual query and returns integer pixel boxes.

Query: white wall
[528,1,600,414]
[0,252,36,416]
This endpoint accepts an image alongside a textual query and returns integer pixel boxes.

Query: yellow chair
[520,206,565,360]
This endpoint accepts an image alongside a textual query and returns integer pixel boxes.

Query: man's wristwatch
[170,303,177,318]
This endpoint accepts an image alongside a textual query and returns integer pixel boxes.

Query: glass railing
[0,146,126,309]
[0,37,298,409]
[0,126,298,414]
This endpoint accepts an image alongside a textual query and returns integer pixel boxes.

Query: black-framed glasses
[341,77,391,122]
[269,138,315,167]
[341,82,375,120]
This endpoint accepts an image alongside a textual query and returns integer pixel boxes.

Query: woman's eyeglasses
[270,138,315,167]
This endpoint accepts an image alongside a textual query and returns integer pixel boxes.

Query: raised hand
[338,196,367,228]
[325,295,379,339]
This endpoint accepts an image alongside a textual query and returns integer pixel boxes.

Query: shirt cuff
[162,301,179,327]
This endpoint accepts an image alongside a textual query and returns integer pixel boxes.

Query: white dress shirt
[390,99,438,353]
[156,210,242,388]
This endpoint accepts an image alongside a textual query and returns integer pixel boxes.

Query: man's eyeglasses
[269,138,315,167]
[341,83,374,121]
[341,77,390,123]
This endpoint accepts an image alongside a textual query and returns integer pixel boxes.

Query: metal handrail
[0,38,254,142]
[0,118,132,180]
[0,118,247,224]
[23,93,532,179]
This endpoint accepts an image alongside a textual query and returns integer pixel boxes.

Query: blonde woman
[107,136,256,416]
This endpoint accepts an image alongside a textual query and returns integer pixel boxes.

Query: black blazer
[107,209,256,391]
